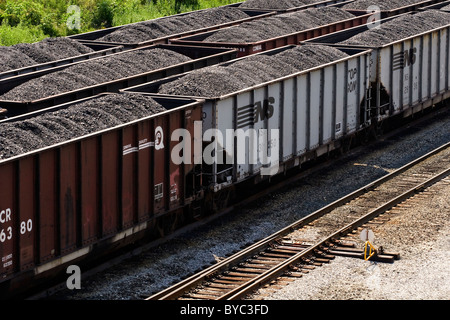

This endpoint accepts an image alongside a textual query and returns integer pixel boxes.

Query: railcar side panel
[168,111,183,210]
[38,151,57,264]
[81,137,100,245]
[309,70,322,150]
[304,15,450,120]
[252,86,267,174]
[438,29,449,93]
[18,157,36,271]
[215,97,234,185]
[335,64,345,139]
[282,78,295,161]
[267,83,281,175]
[137,120,153,222]
[421,35,432,102]
[236,91,253,181]
[101,131,120,236]
[124,47,372,188]
[323,66,334,144]
[346,58,359,132]
[184,105,203,197]
[122,126,138,229]
[296,75,308,155]
[59,144,78,255]
[153,116,168,215]
[0,95,204,295]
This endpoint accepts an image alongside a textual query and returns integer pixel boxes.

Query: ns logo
[393,48,417,71]
[237,97,275,129]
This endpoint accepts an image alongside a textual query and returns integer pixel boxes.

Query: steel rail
[147,141,450,300]
[222,165,450,300]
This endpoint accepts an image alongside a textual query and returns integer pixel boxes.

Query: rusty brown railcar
[0,94,204,297]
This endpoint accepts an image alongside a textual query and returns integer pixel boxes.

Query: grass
[0,22,46,45]
[0,0,243,46]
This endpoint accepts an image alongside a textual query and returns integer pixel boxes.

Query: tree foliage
[0,0,241,45]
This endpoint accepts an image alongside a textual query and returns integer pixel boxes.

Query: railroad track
[147,141,450,301]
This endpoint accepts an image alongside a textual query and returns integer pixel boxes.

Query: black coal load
[0,48,192,102]
[0,47,37,72]
[0,38,95,72]
[239,0,322,10]
[342,0,436,10]
[96,7,250,43]
[0,93,166,160]
[157,45,349,97]
[203,7,355,43]
[339,10,450,47]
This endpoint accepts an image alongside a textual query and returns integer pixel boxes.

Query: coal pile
[239,0,322,10]
[0,38,95,72]
[342,0,434,10]
[0,48,192,102]
[157,45,349,97]
[340,10,450,47]
[96,7,250,43]
[203,7,355,43]
[0,93,166,160]
[0,47,37,72]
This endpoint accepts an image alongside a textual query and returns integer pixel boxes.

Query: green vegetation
[0,0,242,46]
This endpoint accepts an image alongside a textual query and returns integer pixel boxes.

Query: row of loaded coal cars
[0,0,449,298]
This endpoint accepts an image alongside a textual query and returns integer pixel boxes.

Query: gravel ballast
[96,7,250,43]
[0,38,95,72]
[340,10,450,47]
[264,181,450,300]
[203,7,355,43]
[0,48,192,102]
[0,93,166,160]
[157,45,349,97]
